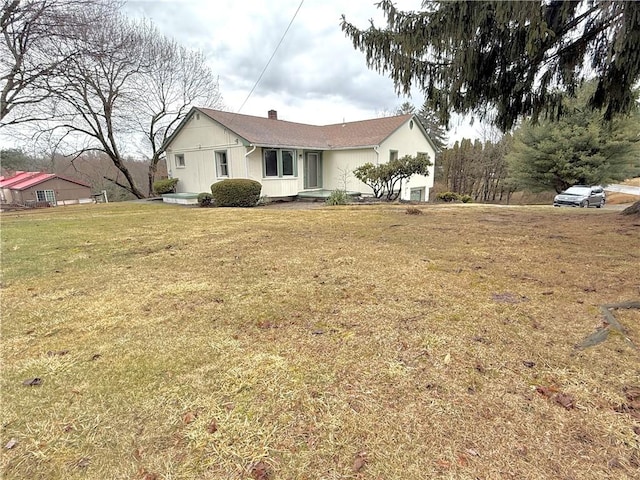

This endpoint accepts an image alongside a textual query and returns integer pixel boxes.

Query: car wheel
[580,200,588,208]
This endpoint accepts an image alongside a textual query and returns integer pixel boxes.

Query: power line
[237,0,305,113]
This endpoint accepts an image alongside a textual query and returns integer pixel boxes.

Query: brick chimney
[268,109,278,120]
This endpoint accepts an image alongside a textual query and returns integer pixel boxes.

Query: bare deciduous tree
[134,34,222,195]
[2,1,222,198]
[0,0,118,126]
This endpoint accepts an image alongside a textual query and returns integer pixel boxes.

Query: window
[175,153,185,168]
[215,151,228,177]
[263,149,297,177]
[36,189,56,205]
[264,149,278,177]
[390,150,398,162]
[282,150,294,176]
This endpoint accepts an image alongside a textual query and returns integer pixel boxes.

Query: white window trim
[215,150,229,177]
[36,189,56,204]
[262,148,298,178]
[175,153,185,169]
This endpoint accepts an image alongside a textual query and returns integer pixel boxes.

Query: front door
[304,152,322,189]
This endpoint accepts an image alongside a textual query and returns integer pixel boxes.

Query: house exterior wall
[167,113,249,194]
[322,149,377,194]
[1,187,15,203]
[378,119,436,201]
[7,178,92,205]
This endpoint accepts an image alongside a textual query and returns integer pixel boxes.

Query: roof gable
[167,108,424,150]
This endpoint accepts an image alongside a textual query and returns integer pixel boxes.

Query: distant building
[0,171,93,206]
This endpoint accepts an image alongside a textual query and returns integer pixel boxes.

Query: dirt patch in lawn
[1,203,639,479]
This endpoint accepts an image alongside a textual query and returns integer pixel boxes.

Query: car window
[564,187,590,195]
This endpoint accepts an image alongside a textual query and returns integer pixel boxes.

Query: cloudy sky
[124,0,477,141]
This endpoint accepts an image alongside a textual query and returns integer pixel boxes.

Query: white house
[162,107,437,201]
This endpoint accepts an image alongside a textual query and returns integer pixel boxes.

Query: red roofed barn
[0,171,93,206]
[162,108,437,201]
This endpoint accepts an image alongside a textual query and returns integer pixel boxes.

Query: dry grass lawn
[1,202,639,479]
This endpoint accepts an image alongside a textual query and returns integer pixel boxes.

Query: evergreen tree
[342,0,640,214]
[395,101,415,115]
[507,85,640,193]
[342,1,640,131]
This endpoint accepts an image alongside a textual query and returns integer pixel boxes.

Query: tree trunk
[148,160,158,197]
[621,199,640,216]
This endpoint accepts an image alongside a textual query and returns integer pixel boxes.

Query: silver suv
[553,185,606,208]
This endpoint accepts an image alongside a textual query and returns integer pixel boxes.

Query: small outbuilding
[0,171,93,207]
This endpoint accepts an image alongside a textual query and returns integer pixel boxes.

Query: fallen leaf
[457,454,469,467]
[182,411,197,424]
[443,353,451,365]
[206,419,218,434]
[466,448,480,457]
[90,353,102,361]
[634,426,640,436]
[22,377,43,386]
[608,457,622,469]
[250,460,272,480]
[138,469,157,480]
[554,392,575,410]
[353,451,367,472]
[535,385,557,398]
[76,457,90,468]
[4,438,17,449]
[522,361,536,368]
[436,459,451,469]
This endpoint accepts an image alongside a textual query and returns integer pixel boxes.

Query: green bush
[325,189,349,206]
[436,191,461,202]
[197,192,213,207]
[353,153,432,201]
[460,194,473,203]
[210,179,262,207]
[153,178,179,195]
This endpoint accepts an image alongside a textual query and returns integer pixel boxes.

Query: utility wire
[237,0,305,113]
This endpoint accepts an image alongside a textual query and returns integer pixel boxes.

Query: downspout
[245,145,256,178]
[373,145,380,165]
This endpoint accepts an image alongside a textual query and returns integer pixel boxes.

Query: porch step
[161,193,199,205]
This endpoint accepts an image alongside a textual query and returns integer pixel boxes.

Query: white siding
[323,149,377,194]
[379,119,436,201]
[167,113,250,194]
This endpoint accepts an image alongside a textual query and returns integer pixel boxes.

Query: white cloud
[123,0,428,125]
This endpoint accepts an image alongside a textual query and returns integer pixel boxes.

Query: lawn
[1,202,639,479]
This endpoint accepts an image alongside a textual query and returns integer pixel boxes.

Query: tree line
[1,0,222,198]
